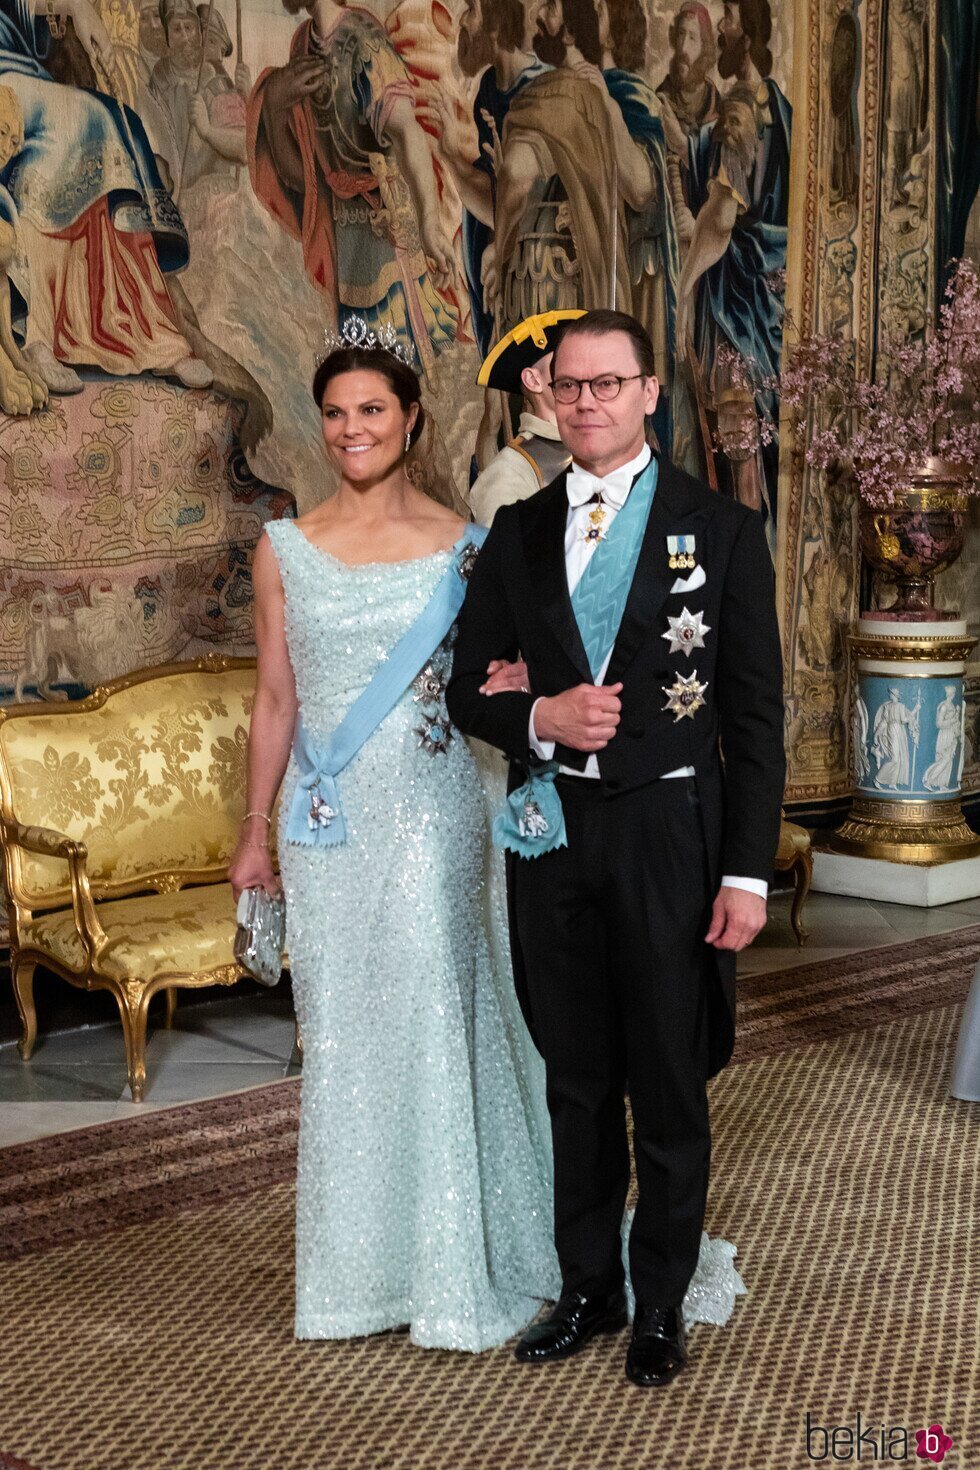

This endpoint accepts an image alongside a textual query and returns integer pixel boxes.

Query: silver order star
[457,542,480,582]
[416,717,454,755]
[662,671,709,722]
[413,661,446,704]
[662,606,711,657]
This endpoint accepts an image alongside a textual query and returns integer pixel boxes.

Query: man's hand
[189,95,211,140]
[533,683,623,752]
[480,658,529,695]
[68,0,114,73]
[573,60,607,92]
[421,220,455,289]
[705,887,767,952]
[264,56,327,112]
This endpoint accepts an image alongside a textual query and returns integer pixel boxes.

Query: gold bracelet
[243,810,272,824]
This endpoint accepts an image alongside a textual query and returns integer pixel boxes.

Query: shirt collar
[567,443,652,509]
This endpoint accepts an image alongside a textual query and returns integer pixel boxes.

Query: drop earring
[404,430,411,454]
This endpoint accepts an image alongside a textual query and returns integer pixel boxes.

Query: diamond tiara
[316,317,413,366]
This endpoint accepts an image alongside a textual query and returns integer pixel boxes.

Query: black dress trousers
[512,771,714,1312]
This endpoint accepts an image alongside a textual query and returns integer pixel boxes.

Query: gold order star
[662,671,709,722]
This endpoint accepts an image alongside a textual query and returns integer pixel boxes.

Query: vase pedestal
[812,617,980,906]
[812,851,980,907]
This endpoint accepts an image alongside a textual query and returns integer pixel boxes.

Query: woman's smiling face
[318,369,418,483]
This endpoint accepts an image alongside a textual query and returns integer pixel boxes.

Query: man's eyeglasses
[550,373,646,404]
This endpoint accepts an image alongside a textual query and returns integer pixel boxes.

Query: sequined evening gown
[266,520,561,1350]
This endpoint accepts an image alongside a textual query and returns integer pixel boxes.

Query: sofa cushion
[24,882,239,981]
[775,818,811,867]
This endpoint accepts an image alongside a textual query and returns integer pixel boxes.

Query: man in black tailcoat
[446,309,785,1388]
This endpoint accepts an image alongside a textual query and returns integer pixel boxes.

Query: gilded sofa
[0,656,264,1101]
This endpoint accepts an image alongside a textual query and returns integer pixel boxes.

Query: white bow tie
[567,469,627,510]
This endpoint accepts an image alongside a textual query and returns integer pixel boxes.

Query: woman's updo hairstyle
[312,345,426,449]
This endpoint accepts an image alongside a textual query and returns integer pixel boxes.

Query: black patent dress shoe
[515,1289,628,1362]
[625,1305,688,1387]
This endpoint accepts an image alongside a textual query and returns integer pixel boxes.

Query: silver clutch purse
[234,887,286,988]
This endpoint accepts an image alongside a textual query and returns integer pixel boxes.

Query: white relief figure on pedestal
[852,691,871,783]
[922,685,962,792]
[872,686,920,789]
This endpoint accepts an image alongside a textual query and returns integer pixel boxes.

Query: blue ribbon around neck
[494,460,658,859]
[284,527,487,849]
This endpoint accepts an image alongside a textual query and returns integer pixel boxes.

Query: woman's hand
[480,658,529,695]
[228,818,281,901]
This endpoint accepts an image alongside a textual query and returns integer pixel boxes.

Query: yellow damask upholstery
[774,815,813,946]
[0,657,263,1101]
[23,884,238,981]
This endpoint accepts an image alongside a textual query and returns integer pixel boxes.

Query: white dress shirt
[527,443,767,900]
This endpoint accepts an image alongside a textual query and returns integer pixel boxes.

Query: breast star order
[662,671,709,722]
[662,606,711,657]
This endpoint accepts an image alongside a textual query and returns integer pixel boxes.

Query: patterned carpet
[0,931,978,1470]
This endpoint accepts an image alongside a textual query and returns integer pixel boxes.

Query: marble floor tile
[153,992,297,1063]
[134,1060,292,1107]
[738,945,865,977]
[0,1062,127,1104]
[0,1021,131,1069]
[870,899,980,938]
[0,1101,122,1147]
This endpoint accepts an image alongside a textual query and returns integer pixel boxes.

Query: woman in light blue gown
[229,331,561,1350]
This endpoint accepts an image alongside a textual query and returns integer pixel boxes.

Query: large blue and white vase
[832,618,980,863]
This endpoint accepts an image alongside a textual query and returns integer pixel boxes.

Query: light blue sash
[494,461,657,859]
[285,527,487,849]
[570,458,658,679]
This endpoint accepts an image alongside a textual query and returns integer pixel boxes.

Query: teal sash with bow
[494,460,658,859]
[285,527,487,849]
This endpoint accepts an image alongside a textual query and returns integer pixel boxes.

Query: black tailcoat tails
[447,456,786,1312]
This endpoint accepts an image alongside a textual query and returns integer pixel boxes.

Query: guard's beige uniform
[469,414,571,527]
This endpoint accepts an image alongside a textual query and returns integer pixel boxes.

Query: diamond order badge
[662,606,710,657]
[308,788,336,829]
[519,799,550,840]
[662,671,709,721]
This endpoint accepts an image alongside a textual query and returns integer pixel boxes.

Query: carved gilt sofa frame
[0,656,261,1101]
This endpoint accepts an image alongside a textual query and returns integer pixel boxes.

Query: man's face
[139,1,167,56]
[458,0,497,76]
[672,13,703,76]
[167,10,202,63]
[717,1,746,78]
[533,0,568,63]
[551,330,659,472]
[715,98,755,162]
[203,20,226,62]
